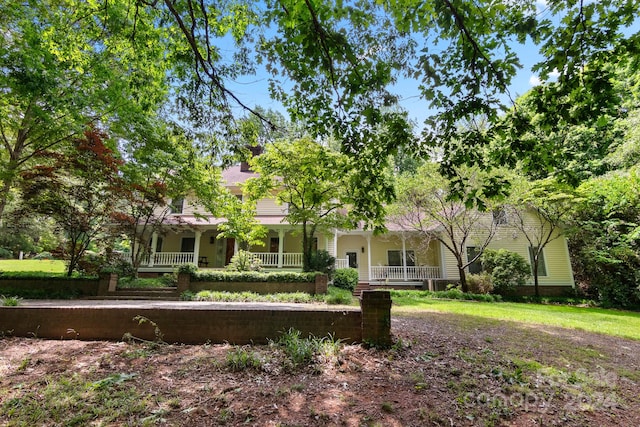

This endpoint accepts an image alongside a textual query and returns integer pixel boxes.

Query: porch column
[402,234,407,282]
[278,229,284,268]
[193,231,202,267]
[366,234,372,283]
[333,229,338,258]
[149,232,157,267]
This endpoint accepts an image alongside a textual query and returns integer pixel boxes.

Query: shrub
[333,268,358,291]
[307,250,336,279]
[481,249,531,294]
[466,273,493,294]
[77,252,105,276]
[176,263,198,275]
[33,251,54,260]
[324,286,353,305]
[0,247,12,259]
[226,250,262,272]
[192,270,317,283]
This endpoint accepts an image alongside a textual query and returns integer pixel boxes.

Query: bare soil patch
[1,311,639,426]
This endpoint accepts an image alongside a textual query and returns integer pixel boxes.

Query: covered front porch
[133,227,448,284]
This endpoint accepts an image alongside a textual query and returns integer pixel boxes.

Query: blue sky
[222,0,637,128]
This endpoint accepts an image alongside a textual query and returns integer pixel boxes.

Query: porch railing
[117,251,195,266]
[370,265,441,282]
[250,252,304,268]
[152,252,195,266]
[335,259,349,269]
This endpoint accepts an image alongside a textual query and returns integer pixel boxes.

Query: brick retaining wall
[0,290,391,345]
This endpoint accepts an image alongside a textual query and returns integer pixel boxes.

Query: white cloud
[529,75,542,86]
[549,68,561,79]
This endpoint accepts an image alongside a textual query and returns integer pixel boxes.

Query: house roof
[221,164,258,186]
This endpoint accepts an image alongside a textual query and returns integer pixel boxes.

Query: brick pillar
[314,274,328,294]
[98,273,118,295]
[360,290,392,346]
[177,272,191,294]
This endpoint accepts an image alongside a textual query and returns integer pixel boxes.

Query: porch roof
[163,214,289,227]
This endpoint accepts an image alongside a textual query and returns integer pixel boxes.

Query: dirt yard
[1,311,639,426]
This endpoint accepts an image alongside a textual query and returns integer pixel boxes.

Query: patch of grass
[392,296,640,340]
[0,259,66,273]
[1,373,150,425]
[324,286,354,305]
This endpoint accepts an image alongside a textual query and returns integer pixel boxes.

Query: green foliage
[193,290,316,304]
[248,138,355,271]
[226,347,263,372]
[388,289,502,303]
[0,286,81,300]
[308,250,336,279]
[33,252,54,260]
[332,268,358,292]
[466,273,493,295]
[569,171,640,308]
[1,295,22,306]
[176,263,199,275]
[183,286,351,305]
[117,277,172,289]
[0,247,12,259]
[0,271,87,280]
[225,250,262,272]
[193,270,317,283]
[481,249,531,294]
[272,328,315,368]
[324,287,354,305]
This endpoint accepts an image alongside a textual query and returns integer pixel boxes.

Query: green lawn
[0,259,66,273]
[392,295,640,341]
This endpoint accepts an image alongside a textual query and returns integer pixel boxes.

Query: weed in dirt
[381,401,394,413]
[1,295,21,306]
[122,315,166,349]
[16,357,30,372]
[271,328,343,369]
[226,346,263,371]
[410,370,428,391]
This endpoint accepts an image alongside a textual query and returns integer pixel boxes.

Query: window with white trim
[387,250,415,266]
[466,246,482,274]
[170,197,184,214]
[528,246,547,276]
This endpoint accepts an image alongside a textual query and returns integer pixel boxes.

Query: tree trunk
[458,264,468,293]
[533,259,540,297]
[302,221,312,272]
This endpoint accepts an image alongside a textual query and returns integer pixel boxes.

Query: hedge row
[0,271,95,280]
[191,270,319,283]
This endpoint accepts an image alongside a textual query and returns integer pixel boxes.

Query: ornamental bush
[226,250,262,272]
[0,247,12,259]
[332,268,358,291]
[307,250,336,279]
[481,249,531,294]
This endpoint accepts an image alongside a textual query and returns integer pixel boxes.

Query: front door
[346,251,358,269]
[225,238,235,265]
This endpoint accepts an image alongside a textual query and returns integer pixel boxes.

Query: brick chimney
[240,145,263,172]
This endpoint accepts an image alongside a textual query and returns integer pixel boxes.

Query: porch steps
[352,282,371,297]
